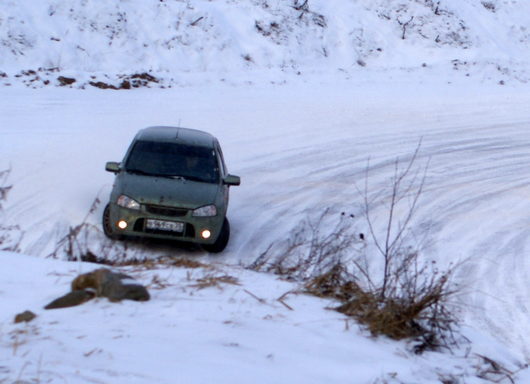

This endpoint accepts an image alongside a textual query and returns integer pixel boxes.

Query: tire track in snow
[229,119,530,361]
[3,87,530,362]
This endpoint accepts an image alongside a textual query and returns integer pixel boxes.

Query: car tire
[201,218,230,253]
[102,204,120,240]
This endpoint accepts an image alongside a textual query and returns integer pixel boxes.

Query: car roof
[135,126,216,148]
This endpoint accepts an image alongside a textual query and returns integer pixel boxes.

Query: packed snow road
[1,79,530,363]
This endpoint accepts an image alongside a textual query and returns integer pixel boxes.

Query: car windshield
[125,140,220,184]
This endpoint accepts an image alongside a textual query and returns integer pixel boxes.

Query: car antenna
[176,119,182,139]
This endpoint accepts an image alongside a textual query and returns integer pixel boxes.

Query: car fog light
[201,229,211,239]
[118,220,128,229]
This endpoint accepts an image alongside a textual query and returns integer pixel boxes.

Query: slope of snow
[1,78,530,382]
[2,0,530,87]
[1,251,526,384]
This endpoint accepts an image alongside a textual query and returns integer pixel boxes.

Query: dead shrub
[473,354,524,383]
[0,168,23,252]
[0,168,12,209]
[306,262,456,346]
[251,144,459,351]
[249,208,361,280]
[346,143,458,348]
[47,196,141,263]
[48,196,104,260]
[46,195,212,268]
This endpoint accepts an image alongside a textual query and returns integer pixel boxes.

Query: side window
[215,142,227,177]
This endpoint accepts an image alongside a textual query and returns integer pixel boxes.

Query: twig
[397,16,414,40]
[293,0,308,11]
[189,16,203,26]
[243,289,266,304]
[277,291,296,310]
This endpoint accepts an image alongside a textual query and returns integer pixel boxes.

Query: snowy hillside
[2,1,530,383]
[2,0,530,87]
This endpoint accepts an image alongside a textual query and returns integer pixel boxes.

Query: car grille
[145,205,189,217]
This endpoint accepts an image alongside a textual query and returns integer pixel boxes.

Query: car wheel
[201,218,230,253]
[102,204,120,240]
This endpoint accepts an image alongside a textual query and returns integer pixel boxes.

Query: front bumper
[107,202,223,244]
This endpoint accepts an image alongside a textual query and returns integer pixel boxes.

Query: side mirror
[223,174,241,186]
[105,162,121,174]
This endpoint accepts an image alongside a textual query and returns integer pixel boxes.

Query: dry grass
[47,196,147,263]
[79,254,210,270]
[249,209,360,280]
[253,145,459,351]
[306,263,456,347]
[45,195,214,270]
[0,168,12,210]
[8,325,40,357]
[189,274,240,290]
[147,274,174,290]
[170,258,209,269]
[473,354,525,384]
[253,210,458,349]
[0,168,23,252]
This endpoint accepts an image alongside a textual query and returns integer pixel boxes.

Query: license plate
[146,219,184,232]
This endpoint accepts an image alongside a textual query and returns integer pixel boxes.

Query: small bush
[47,195,203,265]
[47,196,141,263]
[249,209,361,280]
[306,262,456,348]
[251,145,459,351]
[0,168,23,252]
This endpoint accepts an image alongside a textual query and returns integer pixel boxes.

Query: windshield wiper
[126,170,211,183]
[126,168,154,176]
[160,175,187,181]
[157,174,210,183]
[180,175,208,183]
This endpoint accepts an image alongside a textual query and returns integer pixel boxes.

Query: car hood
[114,173,219,208]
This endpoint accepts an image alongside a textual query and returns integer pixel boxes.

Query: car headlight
[117,195,141,210]
[192,204,217,217]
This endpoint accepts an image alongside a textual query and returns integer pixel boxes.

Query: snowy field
[2,76,530,383]
[2,0,530,382]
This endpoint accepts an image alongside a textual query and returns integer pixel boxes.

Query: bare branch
[397,15,414,40]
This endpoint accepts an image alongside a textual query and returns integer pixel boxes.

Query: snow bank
[1,251,525,384]
[2,0,530,87]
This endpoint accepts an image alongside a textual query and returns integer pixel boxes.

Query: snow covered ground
[2,0,530,383]
[0,250,518,384]
[2,77,530,383]
[3,0,530,87]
